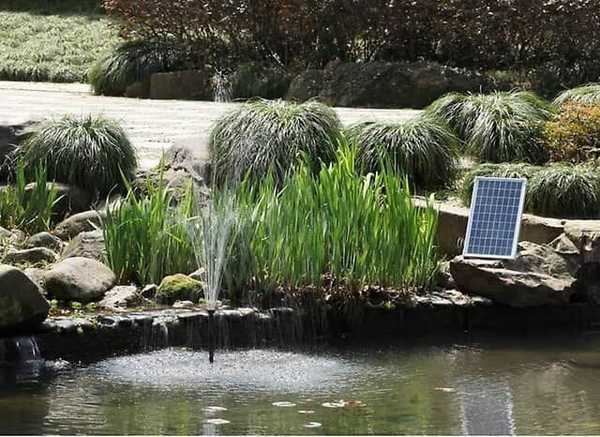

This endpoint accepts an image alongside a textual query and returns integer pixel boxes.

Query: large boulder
[450,242,578,307]
[156,274,202,305]
[54,210,105,240]
[44,257,116,303]
[564,221,600,264]
[0,264,50,332]
[150,70,211,100]
[287,61,489,109]
[61,230,105,262]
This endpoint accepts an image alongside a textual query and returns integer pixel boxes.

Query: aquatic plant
[554,83,600,106]
[228,143,440,292]
[103,176,196,285]
[19,114,137,196]
[209,99,341,185]
[0,161,60,234]
[346,113,460,189]
[427,91,554,163]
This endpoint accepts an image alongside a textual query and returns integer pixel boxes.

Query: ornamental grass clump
[102,177,196,285]
[460,163,541,205]
[229,144,440,292]
[554,84,600,106]
[89,40,186,96]
[346,113,460,189]
[527,164,600,218]
[20,114,137,196]
[209,99,341,185]
[427,91,555,163]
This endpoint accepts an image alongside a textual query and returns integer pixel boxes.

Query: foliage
[209,99,341,185]
[102,177,196,285]
[527,164,600,218]
[0,3,119,83]
[346,114,459,189]
[103,0,600,81]
[228,144,440,293]
[460,163,541,205]
[0,161,60,234]
[554,84,600,106]
[89,40,188,96]
[230,63,291,100]
[542,103,600,163]
[19,114,137,196]
[427,91,554,163]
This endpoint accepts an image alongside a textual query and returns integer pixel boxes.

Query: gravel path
[0,81,420,168]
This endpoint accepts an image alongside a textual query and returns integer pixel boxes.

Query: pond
[2,335,600,435]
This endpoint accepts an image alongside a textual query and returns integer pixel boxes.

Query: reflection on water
[2,336,600,435]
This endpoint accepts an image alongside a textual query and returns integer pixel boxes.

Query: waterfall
[0,336,41,364]
[212,71,232,103]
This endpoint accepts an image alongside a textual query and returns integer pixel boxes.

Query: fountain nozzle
[207,309,216,364]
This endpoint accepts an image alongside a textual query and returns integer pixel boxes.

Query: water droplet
[272,401,296,407]
[435,387,456,393]
[205,418,230,425]
[298,410,315,414]
[304,422,322,428]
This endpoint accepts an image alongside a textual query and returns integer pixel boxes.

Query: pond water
[2,335,600,435]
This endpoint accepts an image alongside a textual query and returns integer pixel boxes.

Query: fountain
[188,194,237,363]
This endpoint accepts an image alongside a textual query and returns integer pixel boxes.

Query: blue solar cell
[463,177,527,259]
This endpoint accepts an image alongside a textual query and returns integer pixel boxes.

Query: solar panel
[463,176,527,259]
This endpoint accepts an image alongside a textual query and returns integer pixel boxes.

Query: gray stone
[44,257,116,303]
[54,210,105,240]
[0,264,50,331]
[98,286,142,311]
[0,227,14,240]
[25,232,63,252]
[150,70,211,100]
[436,261,456,289]
[564,221,600,264]
[2,247,58,265]
[141,284,157,299]
[25,182,92,216]
[172,300,195,309]
[61,230,105,262]
[450,242,577,307]
[23,267,47,293]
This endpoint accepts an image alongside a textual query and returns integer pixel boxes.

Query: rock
[23,267,47,294]
[141,284,157,299]
[25,182,92,216]
[2,247,58,265]
[150,70,211,100]
[44,257,116,303]
[98,286,142,311]
[124,79,150,99]
[0,264,50,332]
[450,242,578,307]
[436,261,456,289]
[163,140,211,185]
[564,221,600,264]
[61,230,105,262]
[54,210,105,240]
[24,232,63,252]
[172,300,195,309]
[287,61,489,109]
[0,226,14,240]
[156,274,202,305]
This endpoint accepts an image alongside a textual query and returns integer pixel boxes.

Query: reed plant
[102,176,196,285]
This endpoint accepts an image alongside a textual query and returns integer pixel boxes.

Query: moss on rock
[156,274,202,305]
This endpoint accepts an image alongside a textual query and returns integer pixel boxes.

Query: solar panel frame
[462,176,527,260]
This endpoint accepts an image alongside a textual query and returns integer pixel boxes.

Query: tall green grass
[229,144,440,292]
[427,91,554,163]
[0,161,60,234]
[346,113,459,189]
[102,177,196,285]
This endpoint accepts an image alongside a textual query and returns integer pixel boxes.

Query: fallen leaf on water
[304,422,322,428]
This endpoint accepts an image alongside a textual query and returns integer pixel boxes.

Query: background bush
[346,114,459,190]
[527,165,600,218]
[542,103,600,163]
[427,91,554,163]
[230,63,292,100]
[20,114,137,196]
[209,99,341,185]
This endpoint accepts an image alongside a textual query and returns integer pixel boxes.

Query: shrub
[460,163,541,205]
[209,99,341,184]
[89,40,186,96]
[20,114,137,196]
[0,161,60,234]
[542,103,600,163]
[228,144,440,292]
[103,177,196,285]
[554,84,600,106]
[346,114,459,189]
[427,91,554,163]
[527,165,600,218]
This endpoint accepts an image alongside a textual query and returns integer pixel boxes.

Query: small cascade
[0,336,41,365]
[212,71,232,103]
[151,318,171,350]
